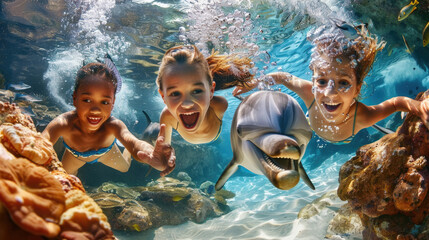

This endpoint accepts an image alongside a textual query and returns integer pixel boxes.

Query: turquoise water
[1,0,428,239]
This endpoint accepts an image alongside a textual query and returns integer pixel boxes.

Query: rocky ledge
[338,90,429,239]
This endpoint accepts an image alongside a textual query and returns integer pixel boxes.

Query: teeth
[181,112,196,116]
[324,102,339,106]
[263,154,283,171]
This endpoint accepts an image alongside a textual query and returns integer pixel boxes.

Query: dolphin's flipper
[372,124,394,135]
[298,161,315,190]
[215,159,239,191]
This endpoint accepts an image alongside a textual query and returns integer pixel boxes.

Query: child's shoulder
[211,96,228,113]
[159,108,176,126]
[53,111,76,126]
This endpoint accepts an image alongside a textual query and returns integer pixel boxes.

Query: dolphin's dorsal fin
[298,161,315,190]
[142,110,152,125]
[215,159,239,191]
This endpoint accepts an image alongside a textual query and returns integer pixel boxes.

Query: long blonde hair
[156,45,254,91]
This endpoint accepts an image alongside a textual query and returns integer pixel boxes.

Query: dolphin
[216,91,315,191]
[142,110,160,145]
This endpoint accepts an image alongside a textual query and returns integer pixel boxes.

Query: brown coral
[0,156,65,238]
[52,170,86,193]
[0,123,57,165]
[60,190,114,240]
[338,90,429,239]
[0,101,35,131]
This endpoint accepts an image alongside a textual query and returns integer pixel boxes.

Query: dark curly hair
[74,62,118,93]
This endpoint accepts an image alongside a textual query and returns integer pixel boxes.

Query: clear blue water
[1,0,429,239]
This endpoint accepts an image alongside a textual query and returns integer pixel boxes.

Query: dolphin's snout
[275,170,300,190]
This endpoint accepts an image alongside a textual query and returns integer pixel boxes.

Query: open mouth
[323,102,341,112]
[87,116,102,125]
[261,152,300,190]
[262,152,293,172]
[180,112,199,129]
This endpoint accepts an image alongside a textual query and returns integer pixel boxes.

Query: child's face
[312,56,360,122]
[73,76,115,132]
[159,68,215,132]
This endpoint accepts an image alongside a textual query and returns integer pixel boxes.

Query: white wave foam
[44,49,84,111]
[45,0,134,120]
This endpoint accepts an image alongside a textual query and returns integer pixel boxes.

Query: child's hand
[419,98,429,129]
[137,124,176,176]
[232,80,258,96]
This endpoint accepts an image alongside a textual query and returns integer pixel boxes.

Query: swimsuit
[307,99,358,145]
[63,139,117,164]
[176,107,222,143]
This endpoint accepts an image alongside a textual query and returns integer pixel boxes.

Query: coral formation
[90,177,233,232]
[0,157,65,238]
[0,100,115,239]
[338,90,429,239]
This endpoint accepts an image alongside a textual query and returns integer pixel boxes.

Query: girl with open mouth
[43,62,175,176]
[157,45,254,144]
[233,24,429,144]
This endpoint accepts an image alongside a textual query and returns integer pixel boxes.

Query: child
[42,62,175,175]
[156,45,253,144]
[233,25,429,144]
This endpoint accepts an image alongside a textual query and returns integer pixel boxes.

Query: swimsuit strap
[351,101,358,137]
[308,99,315,111]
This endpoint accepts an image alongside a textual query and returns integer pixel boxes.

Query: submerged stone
[338,90,429,239]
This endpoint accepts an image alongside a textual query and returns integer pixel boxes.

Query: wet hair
[74,62,118,93]
[156,45,254,91]
[308,24,386,86]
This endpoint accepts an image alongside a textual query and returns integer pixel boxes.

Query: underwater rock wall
[346,0,429,68]
[0,101,115,239]
[338,90,429,239]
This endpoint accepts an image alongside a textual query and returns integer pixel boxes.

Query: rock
[176,171,192,182]
[346,0,429,69]
[298,190,338,219]
[89,178,230,231]
[338,90,429,239]
[115,199,152,231]
[214,189,236,205]
[327,203,364,236]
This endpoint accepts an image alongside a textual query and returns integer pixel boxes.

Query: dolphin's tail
[215,159,239,191]
[142,110,152,125]
[298,161,315,190]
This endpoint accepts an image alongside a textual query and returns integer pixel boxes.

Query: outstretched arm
[232,72,314,107]
[360,96,429,129]
[137,124,176,176]
[112,119,175,176]
[42,114,68,144]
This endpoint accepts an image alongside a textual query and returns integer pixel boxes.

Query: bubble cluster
[308,24,385,86]
[180,0,259,57]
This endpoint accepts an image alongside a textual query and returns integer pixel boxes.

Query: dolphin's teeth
[264,154,282,171]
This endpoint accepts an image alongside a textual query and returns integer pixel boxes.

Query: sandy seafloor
[114,152,360,240]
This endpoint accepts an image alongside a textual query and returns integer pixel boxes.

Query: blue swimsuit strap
[63,139,117,163]
[307,99,358,144]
